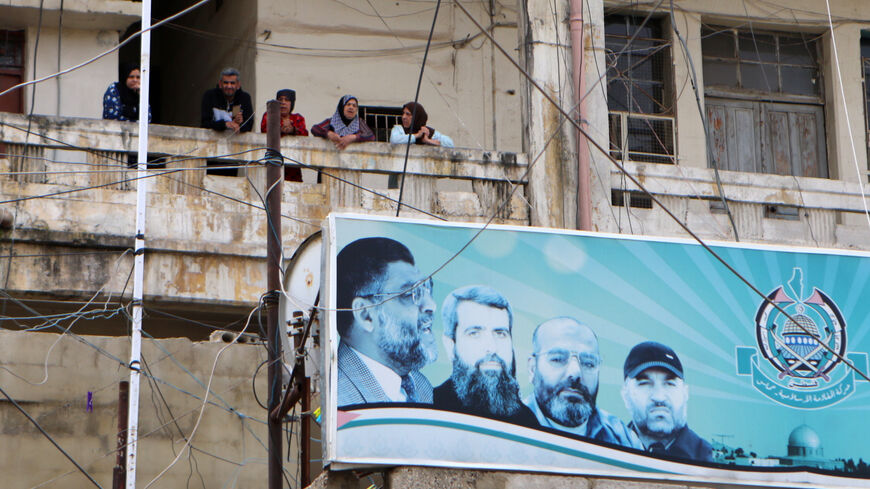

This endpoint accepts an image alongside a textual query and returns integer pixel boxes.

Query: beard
[376,308,430,372]
[535,376,597,427]
[635,402,685,439]
[450,353,523,418]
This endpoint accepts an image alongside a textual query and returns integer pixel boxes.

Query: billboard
[322,213,870,486]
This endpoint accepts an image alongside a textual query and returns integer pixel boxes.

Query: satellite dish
[279,231,322,389]
[282,230,322,318]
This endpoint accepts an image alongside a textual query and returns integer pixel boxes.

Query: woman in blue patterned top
[102,64,150,122]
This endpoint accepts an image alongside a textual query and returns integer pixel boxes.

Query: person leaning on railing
[260,88,308,181]
[311,94,375,150]
[102,63,151,122]
[389,101,453,148]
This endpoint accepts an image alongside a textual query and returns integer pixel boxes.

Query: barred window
[605,15,675,164]
[359,105,403,142]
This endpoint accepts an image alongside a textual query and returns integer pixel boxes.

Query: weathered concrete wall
[254,0,522,152]
[310,466,767,489]
[0,329,278,489]
[22,26,122,119]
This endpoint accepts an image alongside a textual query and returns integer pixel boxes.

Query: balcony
[0,112,528,317]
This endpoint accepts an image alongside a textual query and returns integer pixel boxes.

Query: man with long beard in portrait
[434,285,538,427]
[335,237,438,407]
[525,317,641,448]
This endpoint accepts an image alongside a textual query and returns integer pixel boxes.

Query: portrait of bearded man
[525,317,641,448]
[335,237,438,407]
[433,285,538,427]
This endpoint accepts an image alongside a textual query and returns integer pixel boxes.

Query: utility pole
[126,0,152,484]
[265,100,284,489]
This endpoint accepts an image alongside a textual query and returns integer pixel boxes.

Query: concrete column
[581,0,615,233]
[519,0,609,231]
[519,0,577,229]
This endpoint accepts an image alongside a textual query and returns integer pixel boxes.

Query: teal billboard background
[332,214,870,473]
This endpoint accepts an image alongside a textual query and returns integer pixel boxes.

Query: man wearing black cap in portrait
[621,341,713,462]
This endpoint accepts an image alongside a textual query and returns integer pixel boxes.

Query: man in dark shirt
[200,67,254,133]
[434,285,537,427]
[621,341,713,462]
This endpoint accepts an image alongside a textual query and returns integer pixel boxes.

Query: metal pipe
[113,381,129,489]
[265,100,284,489]
[125,0,151,484]
[570,0,592,230]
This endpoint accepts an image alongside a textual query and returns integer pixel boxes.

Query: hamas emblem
[737,268,868,409]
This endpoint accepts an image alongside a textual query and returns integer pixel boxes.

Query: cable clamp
[262,290,281,305]
[264,149,284,166]
[129,360,141,372]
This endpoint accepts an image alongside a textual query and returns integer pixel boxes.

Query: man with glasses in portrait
[525,317,641,447]
[335,237,438,407]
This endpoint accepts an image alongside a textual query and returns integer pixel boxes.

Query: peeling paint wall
[0,330,279,489]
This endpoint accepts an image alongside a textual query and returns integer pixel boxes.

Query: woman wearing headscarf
[260,89,308,137]
[102,63,150,122]
[311,95,375,150]
[389,101,454,148]
[260,89,308,181]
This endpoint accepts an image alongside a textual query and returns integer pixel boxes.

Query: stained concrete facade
[0,329,277,488]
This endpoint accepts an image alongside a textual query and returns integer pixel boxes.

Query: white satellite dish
[282,231,322,318]
[279,231,322,389]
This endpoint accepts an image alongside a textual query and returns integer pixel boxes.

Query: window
[0,30,24,114]
[702,27,827,178]
[359,105,402,142]
[605,15,675,164]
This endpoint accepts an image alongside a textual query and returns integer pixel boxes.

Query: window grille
[359,105,403,142]
[605,15,675,164]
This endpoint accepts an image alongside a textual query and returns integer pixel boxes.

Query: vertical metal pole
[113,381,129,489]
[300,377,311,486]
[265,100,284,489]
[570,0,592,230]
[126,0,151,486]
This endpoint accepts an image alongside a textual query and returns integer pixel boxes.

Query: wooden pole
[265,100,284,489]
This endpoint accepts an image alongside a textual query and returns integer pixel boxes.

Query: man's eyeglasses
[534,350,600,371]
[359,277,433,306]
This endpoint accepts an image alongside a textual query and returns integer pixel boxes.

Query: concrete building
[1,0,869,488]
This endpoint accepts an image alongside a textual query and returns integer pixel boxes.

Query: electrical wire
[395,0,443,216]
[141,303,260,488]
[0,383,104,489]
[822,0,870,231]
[668,0,739,240]
[0,249,133,383]
[358,0,489,150]
[0,0,216,100]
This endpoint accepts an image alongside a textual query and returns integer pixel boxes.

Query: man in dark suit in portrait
[335,237,437,407]
[433,285,537,427]
[622,341,713,462]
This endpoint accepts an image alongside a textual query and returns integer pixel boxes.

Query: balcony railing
[0,112,529,224]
